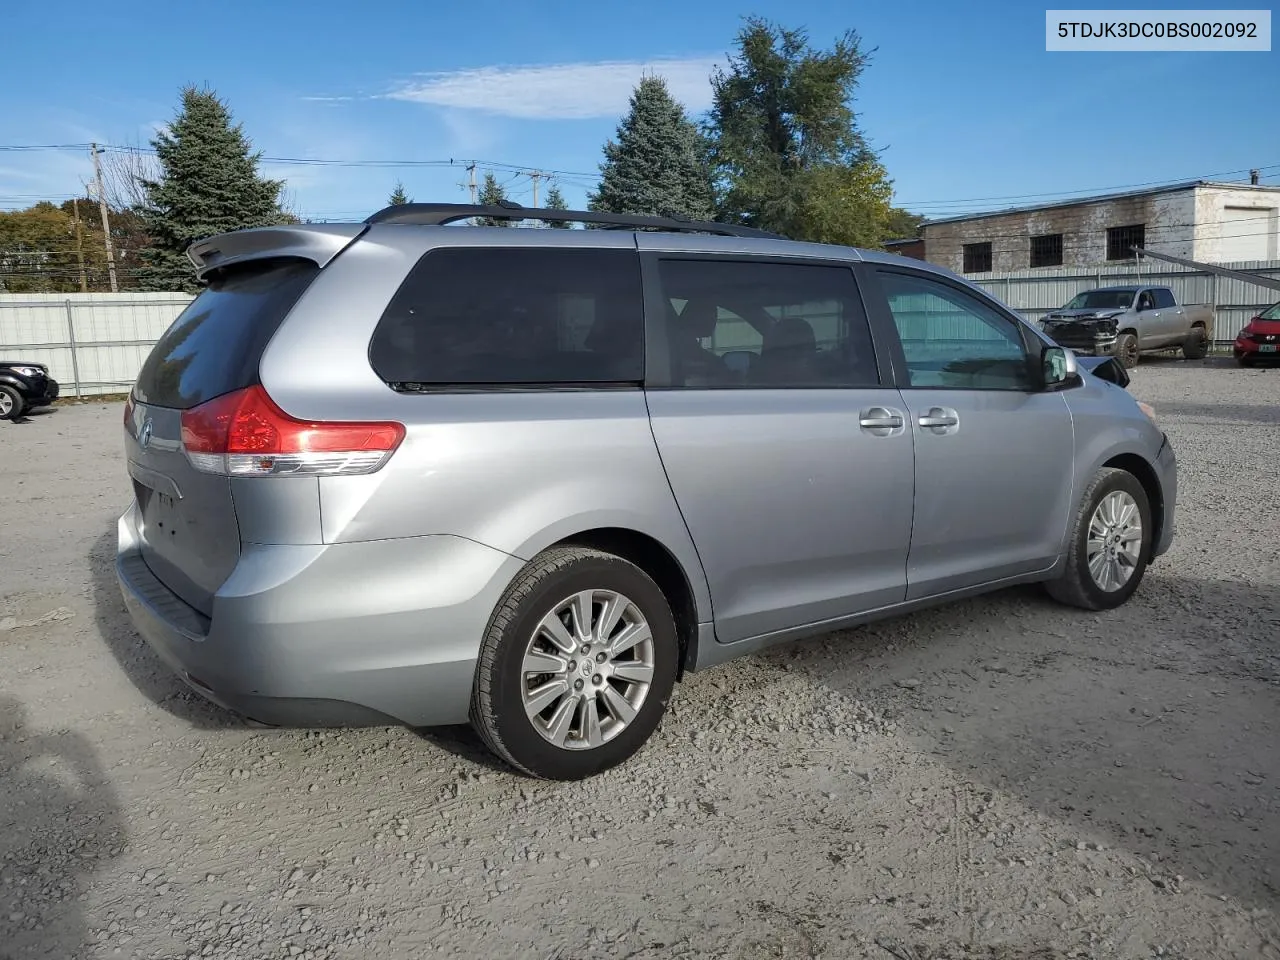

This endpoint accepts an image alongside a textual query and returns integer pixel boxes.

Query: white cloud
[384,56,723,120]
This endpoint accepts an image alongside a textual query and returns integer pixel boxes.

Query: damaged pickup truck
[1040,285,1213,368]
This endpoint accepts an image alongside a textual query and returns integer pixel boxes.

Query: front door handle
[859,407,905,435]
[918,407,959,430]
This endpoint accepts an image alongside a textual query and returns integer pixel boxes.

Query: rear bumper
[115,503,525,728]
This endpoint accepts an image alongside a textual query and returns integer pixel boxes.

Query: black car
[0,361,60,420]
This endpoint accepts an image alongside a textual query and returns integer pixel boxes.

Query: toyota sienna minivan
[116,202,1177,780]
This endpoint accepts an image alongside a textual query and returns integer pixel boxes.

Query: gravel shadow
[0,693,125,957]
[781,575,1280,911]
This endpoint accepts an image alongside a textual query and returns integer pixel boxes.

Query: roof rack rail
[363,201,780,239]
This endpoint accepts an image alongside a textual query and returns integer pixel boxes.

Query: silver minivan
[116,203,1177,780]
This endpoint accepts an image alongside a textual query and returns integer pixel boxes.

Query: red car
[1234,301,1280,366]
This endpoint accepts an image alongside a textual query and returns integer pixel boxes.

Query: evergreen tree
[476,172,513,226]
[706,18,893,246]
[543,183,571,228]
[137,86,287,291]
[388,181,411,205]
[589,75,713,221]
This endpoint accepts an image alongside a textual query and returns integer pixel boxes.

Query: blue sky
[1,0,1276,223]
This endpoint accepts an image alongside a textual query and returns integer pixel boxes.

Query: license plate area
[1260,344,1277,353]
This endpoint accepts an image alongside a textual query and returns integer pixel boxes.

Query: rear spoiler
[186,223,368,281]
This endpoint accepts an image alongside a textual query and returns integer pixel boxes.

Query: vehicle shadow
[777,573,1279,911]
[0,693,125,957]
[88,530,244,730]
[87,529,505,768]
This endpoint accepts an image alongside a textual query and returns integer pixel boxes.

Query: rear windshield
[1261,302,1280,320]
[368,247,644,386]
[1064,290,1135,310]
[133,259,318,409]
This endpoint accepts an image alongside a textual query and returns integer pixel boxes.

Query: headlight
[1137,401,1158,424]
[11,366,41,377]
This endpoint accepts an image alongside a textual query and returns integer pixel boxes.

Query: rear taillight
[179,385,405,478]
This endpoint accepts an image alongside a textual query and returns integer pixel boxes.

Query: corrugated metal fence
[3,259,1278,396]
[966,258,1280,341]
[0,292,193,397]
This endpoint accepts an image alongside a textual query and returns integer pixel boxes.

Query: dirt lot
[1,359,1278,960]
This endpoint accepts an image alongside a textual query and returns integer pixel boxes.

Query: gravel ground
[1,358,1278,960]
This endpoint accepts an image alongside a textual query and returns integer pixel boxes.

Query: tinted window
[1152,288,1176,309]
[655,259,879,388]
[133,259,318,409]
[878,271,1033,391]
[369,248,643,386]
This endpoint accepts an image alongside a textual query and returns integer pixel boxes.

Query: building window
[1106,224,1145,261]
[1029,234,1063,268]
[962,242,992,273]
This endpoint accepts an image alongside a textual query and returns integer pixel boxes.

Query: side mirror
[1041,344,1078,389]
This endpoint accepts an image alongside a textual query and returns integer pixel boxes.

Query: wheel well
[1102,453,1163,556]
[1119,327,1138,337]
[554,528,699,680]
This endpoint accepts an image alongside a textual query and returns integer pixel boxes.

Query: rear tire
[1182,326,1208,360]
[1046,468,1152,611]
[470,546,679,780]
[0,385,22,421]
[1115,334,1140,369]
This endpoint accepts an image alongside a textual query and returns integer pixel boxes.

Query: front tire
[1046,468,1152,611]
[0,385,22,421]
[470,546,679,780]
[1115,333,1141,369]
[1182,326,1209,360]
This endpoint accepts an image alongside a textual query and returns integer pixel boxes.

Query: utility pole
[90,144,118,293]
[467,163,477,203]
[528,170,544,208]
[71,198,88,293]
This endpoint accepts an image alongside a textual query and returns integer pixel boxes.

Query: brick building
[922,180,1280,275]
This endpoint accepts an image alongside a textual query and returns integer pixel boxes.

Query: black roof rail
[363,201,780,239]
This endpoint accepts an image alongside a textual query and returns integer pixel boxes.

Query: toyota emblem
[138,418,154,450]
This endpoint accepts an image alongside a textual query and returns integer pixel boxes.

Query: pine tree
[543,183,571,228]
[137,86,287,291]
[589,75,713,221]
[388,181,411,205]
[476,172,513,226]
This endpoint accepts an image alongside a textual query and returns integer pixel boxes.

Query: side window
[1153,288,1176,309]
[877,271,1033,391]
[1136,290,1155,311]
[654,259,879,388]
[368,248,644,386]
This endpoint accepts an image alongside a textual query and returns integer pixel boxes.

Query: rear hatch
[125,259,320,615]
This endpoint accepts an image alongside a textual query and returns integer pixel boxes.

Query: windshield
[1260,301,1280,321]
[1064,290,1134,310]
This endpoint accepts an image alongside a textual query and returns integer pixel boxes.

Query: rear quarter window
[133,259,319,409]
[368,247,644,387]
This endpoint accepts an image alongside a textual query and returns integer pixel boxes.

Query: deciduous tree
[706,18,893,245]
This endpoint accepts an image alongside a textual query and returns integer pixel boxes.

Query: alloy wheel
[519,589,655,750]
[1086,490,1143,592]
